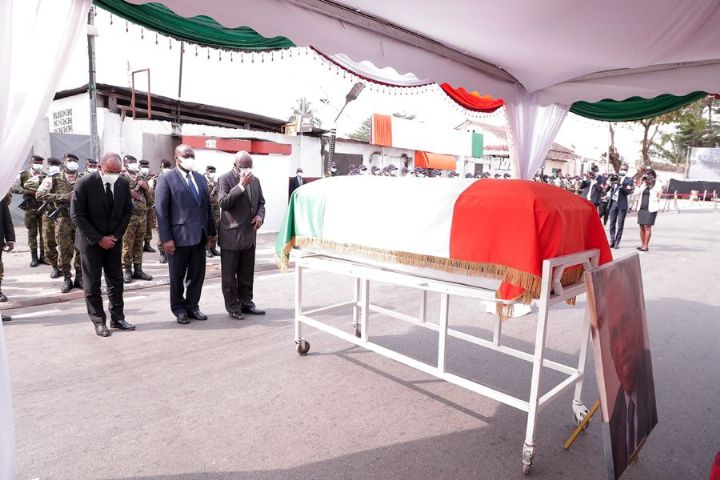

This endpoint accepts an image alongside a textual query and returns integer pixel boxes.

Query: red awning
[415,151,456,170]
[440,83,505,113]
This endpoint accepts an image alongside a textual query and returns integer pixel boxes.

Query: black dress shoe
[176,313,191,325]
[0,291,7,303]
[159,252,167,264]
[95,324,111,337]
[228,311,244,320]
[110,319,136,330]
[188,309,208,320]
[1,315,11,322]
[241,306,265,315]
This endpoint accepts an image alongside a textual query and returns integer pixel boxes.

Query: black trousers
[81,243,124,325]
[167,241,207,316]
[608,206,628,247]
[220,247,256,314]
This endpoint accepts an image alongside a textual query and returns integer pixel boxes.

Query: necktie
[627,398,636,457]
[246,182,252,203]
[187,173,200,204]
[105,182,114,210]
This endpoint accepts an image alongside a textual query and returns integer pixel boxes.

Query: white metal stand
[293,249,600,474]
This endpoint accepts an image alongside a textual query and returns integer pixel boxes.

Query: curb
[0,262,284,312]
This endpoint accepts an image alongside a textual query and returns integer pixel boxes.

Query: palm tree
[289,97,322,128]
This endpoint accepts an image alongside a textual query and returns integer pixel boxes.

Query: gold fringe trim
[277,236,584,320]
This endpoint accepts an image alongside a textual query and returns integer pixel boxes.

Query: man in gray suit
[217,151,266,319]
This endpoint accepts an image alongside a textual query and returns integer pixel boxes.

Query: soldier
[0,192,16,304]
[205,165,221,257]
[36,155,82,292]
[152,159,173,264]
[83,158,99,176]
[121,158,153,283]
[39,157,61,278]
[11,155,45,267]
[140,159,157,254]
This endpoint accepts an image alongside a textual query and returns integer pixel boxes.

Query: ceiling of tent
[96,0,720,116]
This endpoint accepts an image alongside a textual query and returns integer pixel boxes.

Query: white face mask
[87,167,98,174]
[31,164,43,171]
[66,161,79,172]
[127,162,140,173]
[102,173,120,184]
[297,172,303,178]
[161,168,171,174]
[140,167,150,176]
[619,171,627,177]
[239,167,252,176]
[48,165,61,175]
[179,157,196,171]
[207,172,216,180]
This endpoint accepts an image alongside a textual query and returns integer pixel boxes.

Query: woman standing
[636,169,661,251]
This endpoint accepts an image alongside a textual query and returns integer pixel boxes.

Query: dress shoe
[159,252,167,264]
[176,313,191,325]
[206,249,214,258]
[73,271,84,289]
[228,311,244,320]
[1,315,11,323]
[95,324,111,337]
[110,319,136,330]
[241,306,265,315]
[50,267,61,279]
[143,241,156,253]
[188,309,208,320]
[210,247,220,256]
[0,291,7,303]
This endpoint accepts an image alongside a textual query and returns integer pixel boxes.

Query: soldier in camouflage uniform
[152,159,173,264]
[11,155,45,267]
[36,155,82,293]
[204,165,221,257]
[39,158,61,278]
[82,158,99,177]
[121,159,153,283]
[139,159,157,254]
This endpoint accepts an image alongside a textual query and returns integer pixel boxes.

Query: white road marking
[10,309,61,319]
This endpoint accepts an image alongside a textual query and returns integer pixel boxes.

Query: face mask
[127,162,140,173]
[239,167,252,176]
[297,173,303,179]
[87,167,98,174]
[66,161,79,172]
[161,168,171,174]
[179,157,195,171]
[48,165,61,175]
[140,167,150,176]
[102,173,120,184]
[619,171,627,177]
[207,172,216,180]
[31,164,43,171]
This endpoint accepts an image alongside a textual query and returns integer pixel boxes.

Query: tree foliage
[289,97,322,128]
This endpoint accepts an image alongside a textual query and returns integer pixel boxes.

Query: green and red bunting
[276,176,612,313]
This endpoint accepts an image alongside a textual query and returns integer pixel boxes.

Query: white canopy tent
[1,0,720,478]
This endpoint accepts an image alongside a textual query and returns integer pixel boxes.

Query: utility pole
[173,41,184,135]
[87,7,100,161]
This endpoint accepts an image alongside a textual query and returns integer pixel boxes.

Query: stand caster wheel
[522,442,534,475]
[572,401,590,430]
[523,463,531,475]
[354,326,361,338]
[296,339,310,355]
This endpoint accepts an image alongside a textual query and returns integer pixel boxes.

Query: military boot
[50,266,61,279]
[159,252,167,264]
[123,265,133,284]
[39,246,48,265]
[73,269,83,289]
[30,249,39,268]
[132,264,153,281]
[143,241,156,253]
[61,272,73,293]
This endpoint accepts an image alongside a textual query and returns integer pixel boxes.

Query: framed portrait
[584,254,658,480]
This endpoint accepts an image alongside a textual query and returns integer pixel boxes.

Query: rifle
[48,204,69,221]
[18,197,39,211]
[37,202,50,215]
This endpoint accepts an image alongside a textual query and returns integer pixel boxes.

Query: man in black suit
[607,165,635,248]
[70,152,135,337]
[0,194,15,322]
[154,144,216,324]
[288,168,304,199]
[217,151,266,319]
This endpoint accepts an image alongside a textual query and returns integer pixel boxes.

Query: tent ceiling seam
[568,59,720,83]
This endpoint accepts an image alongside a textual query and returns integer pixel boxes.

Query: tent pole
[87,7,100,161]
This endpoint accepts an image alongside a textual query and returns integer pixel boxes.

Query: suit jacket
[0,195,15,246]
[154,168,216,247]
[608,178,635,211]
[217,170,266,251]
[70,172,133,252]
[289,176,303,198]
[609,351,658,479]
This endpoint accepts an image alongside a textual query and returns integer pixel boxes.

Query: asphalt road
[3,205,719,480]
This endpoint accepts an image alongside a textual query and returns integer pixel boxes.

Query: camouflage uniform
[37,173,60,272]
[205,174,221,255]
[36,172,81,288]
[122,173,154,281]
[12,170,45,260]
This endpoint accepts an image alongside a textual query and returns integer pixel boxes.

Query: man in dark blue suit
[154,144,216,324]
[607,165,635,249]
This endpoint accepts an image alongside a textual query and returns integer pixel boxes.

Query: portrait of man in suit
[154,144,216,325]
[217,151,266,320]
[586,254,658,480]
[70,152,135,337]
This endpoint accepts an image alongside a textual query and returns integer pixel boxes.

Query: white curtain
[505,88,569,179]
[0,1,91,478]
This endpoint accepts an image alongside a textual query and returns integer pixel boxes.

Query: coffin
[276,177,612,311]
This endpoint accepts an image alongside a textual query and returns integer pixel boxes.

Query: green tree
[289,97,322,128]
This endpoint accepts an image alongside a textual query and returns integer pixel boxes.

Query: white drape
[505,89,569,179]
[0,1,91,478]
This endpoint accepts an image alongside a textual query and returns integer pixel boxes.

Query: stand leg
[438,294,449,373]
[295,264,310,355]
[353,277,361,337]
[564,399,600,450]
[420,290,427,323]
[523,261,552,475]
[571,309,592,426]
[360,279,369,342]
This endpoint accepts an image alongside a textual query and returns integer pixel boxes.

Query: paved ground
[3,207,719,479]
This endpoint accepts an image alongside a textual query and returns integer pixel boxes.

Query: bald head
[234,151,253,170]
[175,144,196,171]
[100,152,122,174]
